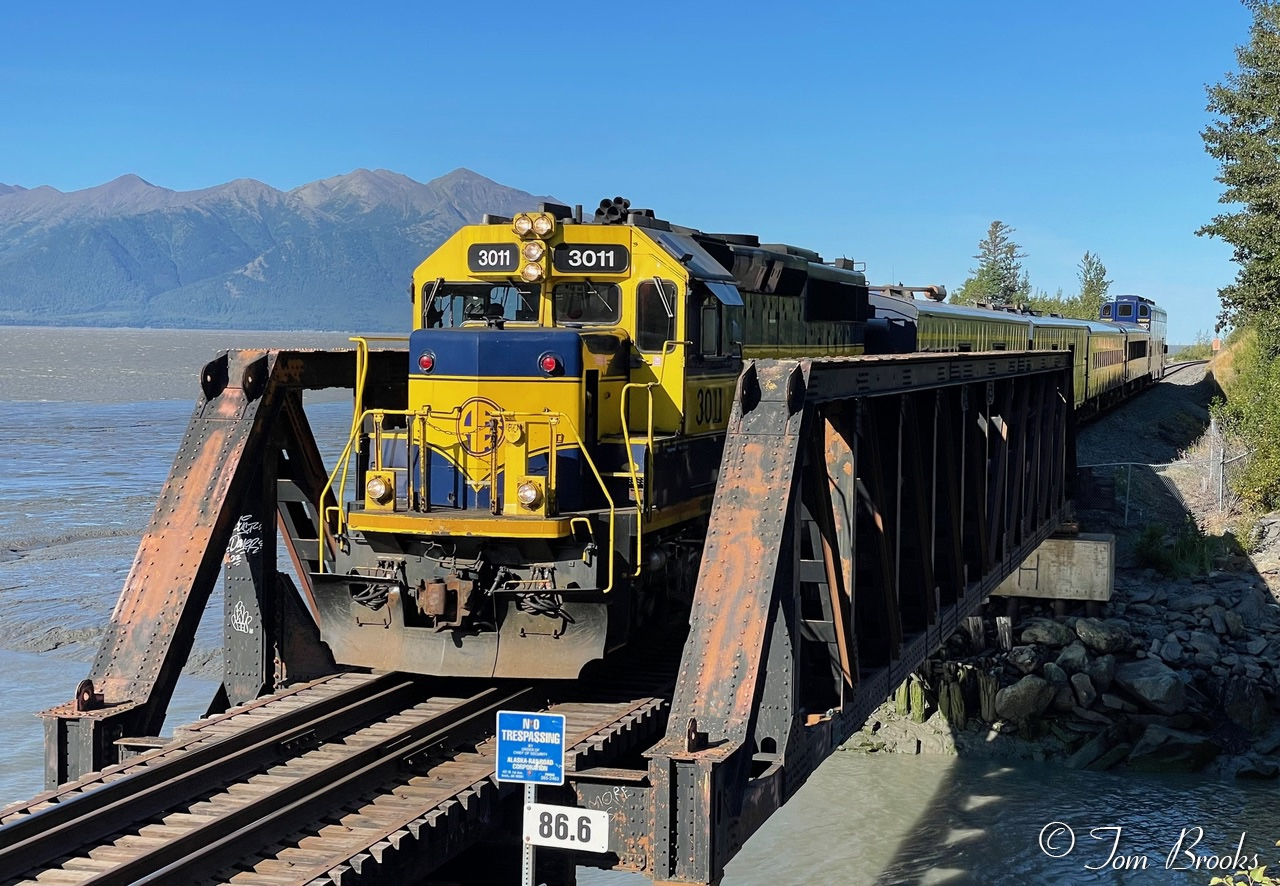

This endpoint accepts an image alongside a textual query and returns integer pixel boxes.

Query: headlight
[366,476,392,504]
[522,241,545,262]
[531,213,555,237]
[517,481,543,509]
[520,263,544,282]
[513,214,533,236]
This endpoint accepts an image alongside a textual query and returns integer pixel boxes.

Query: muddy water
[4,327,1280,884]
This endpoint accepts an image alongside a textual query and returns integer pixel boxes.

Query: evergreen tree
[1076,251,1111,320]
[1198,0,1280,347]
[952,221,1028,305]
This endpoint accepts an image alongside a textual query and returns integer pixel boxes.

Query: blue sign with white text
[496,710,566,785]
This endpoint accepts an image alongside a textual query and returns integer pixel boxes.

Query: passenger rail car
[317,201,1170,680]
[868,287,1168,413]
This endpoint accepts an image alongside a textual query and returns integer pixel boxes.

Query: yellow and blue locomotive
[316,199,869,678]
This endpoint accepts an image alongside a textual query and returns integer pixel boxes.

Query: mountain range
[0,168,553,329]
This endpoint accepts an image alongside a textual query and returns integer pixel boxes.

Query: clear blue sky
[0,1,1252,342]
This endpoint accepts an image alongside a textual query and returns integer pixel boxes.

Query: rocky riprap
[845,562,1280,777]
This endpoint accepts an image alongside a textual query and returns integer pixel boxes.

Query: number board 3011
[467,243,520,273]
[552,244,629,274]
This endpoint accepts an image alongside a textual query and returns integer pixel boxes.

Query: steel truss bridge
[0,348,1073,885]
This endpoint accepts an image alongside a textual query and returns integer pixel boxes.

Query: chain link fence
[1076,418,1253,530]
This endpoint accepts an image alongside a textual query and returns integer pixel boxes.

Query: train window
[553,282,621,325]
[1118,304,1134,318]
[1139,305,1150,317]
[700,300,720,355]
[426,282,540,327]
[637,279,677,352]
[1101,305,1112,318]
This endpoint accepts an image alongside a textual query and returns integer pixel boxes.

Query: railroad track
[0,666,672,885]
[1162,358,1209,378]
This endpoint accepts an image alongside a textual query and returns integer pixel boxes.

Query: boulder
[1223,676,1273,735]
[995,675,1056,723]
[1064,732,1110,770]
[1127,725,1220,773]
[1158,640,1185,664]
[1056,642,1089,675]
[1085,654,1116,693]
[1101,693,1139,713]
[1128,586,1156,604]
[1072,706,1115,726]
[1224,610,1247,640]
[1114,658,1187,715]
[1051,684,1076,712]
[1071,672,1098,708]
[1189,631,1222,657]
[1076,618,1127,654]
[1235,757,1279,779]
[1008,645,1040,675]
[1021,619,1075,648]
[1205,604,1227,634]
[1169,593,1218,612]
[1042,661,1068,688]
[1234,586,1271,626]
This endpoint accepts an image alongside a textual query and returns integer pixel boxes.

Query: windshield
[553,281,622,325]
[424,282,541,327]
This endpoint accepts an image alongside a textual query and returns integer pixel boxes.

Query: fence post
[1124,462,1132,526]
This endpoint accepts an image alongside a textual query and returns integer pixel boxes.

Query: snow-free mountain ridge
[0,168,553,329]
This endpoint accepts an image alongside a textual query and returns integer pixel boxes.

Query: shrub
[1213,326,1280,512]
[1134,518,1220,577]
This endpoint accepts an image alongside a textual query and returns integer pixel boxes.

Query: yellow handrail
[321,403,628,594]
[500,409,621,594]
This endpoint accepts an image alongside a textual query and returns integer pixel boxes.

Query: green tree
[952,221,1029,305]
[1198,0,1280,348]
[1076,251,1111,320]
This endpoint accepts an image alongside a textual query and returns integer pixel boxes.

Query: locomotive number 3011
[553,244,630,273]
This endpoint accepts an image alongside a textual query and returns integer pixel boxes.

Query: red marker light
[540,354,560,374]
[418,352,435,372]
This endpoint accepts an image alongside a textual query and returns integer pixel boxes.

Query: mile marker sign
[496,710,566,785]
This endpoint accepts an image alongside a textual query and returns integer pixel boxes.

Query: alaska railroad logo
[456,397,505,457]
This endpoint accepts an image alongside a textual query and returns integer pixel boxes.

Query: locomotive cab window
[1139,305,1150,318]
[1101,305,1113,318]
[1118,304,1134,318]
[637,278,678,352]
[425,282,540,327]
[553,281,621,325]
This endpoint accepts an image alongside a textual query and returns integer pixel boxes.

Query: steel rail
[273,693,671,885]
[0,671,428,879]
[91,684,537,886]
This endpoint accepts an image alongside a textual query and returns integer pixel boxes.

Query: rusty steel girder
[42,349,406,787]
[645,352,1073,885]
